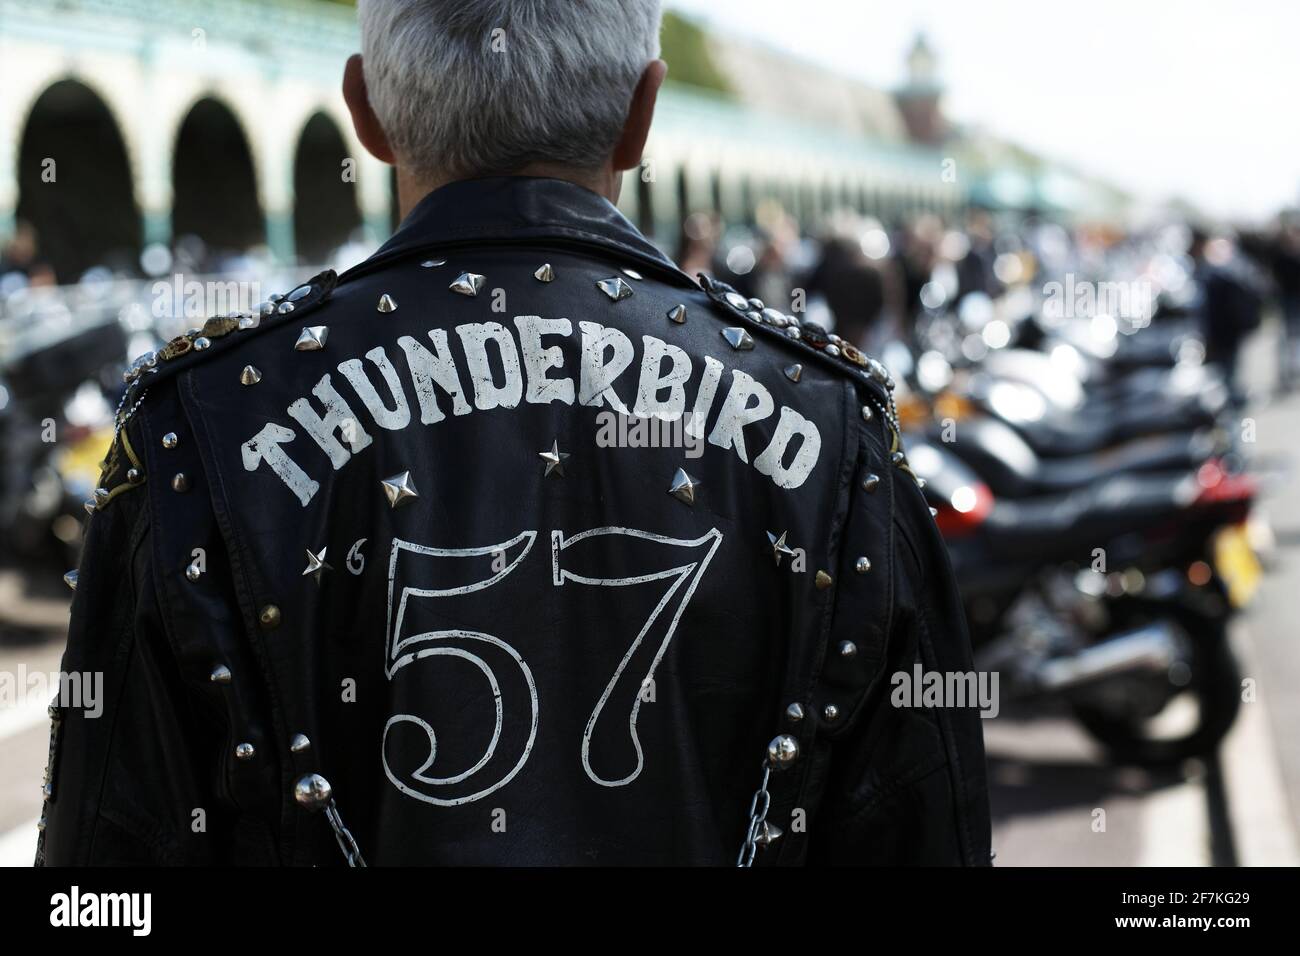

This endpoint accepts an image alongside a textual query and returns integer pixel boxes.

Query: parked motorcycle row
[886,239,1265,765]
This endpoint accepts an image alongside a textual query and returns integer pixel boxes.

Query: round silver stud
[287,284,313,302]
[862,473,880,493]
[839,641,858,659]
[277,301,296,315]
[890,451,906,465]
[126,468,142,483]
[825,344,841,358]
[290,733,311,753]
[171,473,190,493]
[193,336,211,351]
[861,405,874,422]
[785,702,805,723]
[855,556,872,574]
[293,772,333,810]
[823,703,841,722]
[767,734,800,769]
[235,742,255,760]
[259,604,281,630]
[747,297,765,311]
[162,432,178,450]
[210,664,232,684]
[185,562,202,582]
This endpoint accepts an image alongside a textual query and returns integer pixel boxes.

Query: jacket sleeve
[809,462,993,866]
[37,420,230,866]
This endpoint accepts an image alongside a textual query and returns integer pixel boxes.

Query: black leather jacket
[39,177,990,866]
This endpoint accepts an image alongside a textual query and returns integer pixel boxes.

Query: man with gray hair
[41,0,989,866]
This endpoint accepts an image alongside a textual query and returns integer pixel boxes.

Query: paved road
[1,323,1298,866]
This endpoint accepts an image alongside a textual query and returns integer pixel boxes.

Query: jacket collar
[343,175,695,288]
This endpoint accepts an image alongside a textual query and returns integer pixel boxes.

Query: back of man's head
[358,0,663,182]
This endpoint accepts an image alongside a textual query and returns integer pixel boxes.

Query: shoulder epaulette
[91,269,339,511]
[696,273,903,436]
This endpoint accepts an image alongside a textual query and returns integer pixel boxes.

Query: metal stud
[785,702,805,724]
[784,363,802,383]
[171,473,190,493]
[294,326,328,351]
[823,703,841,723]
[815,570,833,590]
[83,499,96,516]
[538,440,570,478]
[235,742,255,761]
[269,293,285,304]
[62,570,78,591]
[303,547,332,583]
[290,733,311,754]
[667,304,687,324]
[747,297,764,311]
[240,364,262,386]
[193,336,211,351]
[623,267,643,281]
[210,664,232,684]
[259,604,281,630]
[293,772,332,810]
[839,641,858,659]
[377,293,398,313]
[450,272,485,297]
[534,263,555,282]
[855,556,872,575]
[754,821,784,847]
[258,300,276,318]
[288,284,313,302]
[862,473,880,493]
[185,562,202,582]
[766,530,795,567]
[723,291,749,311]
[861,405,874,422]
[767,734,800,769]
[380,471,419,508]
[238,314,260,330]
[127,468,142,483]
[761,307,787,326]
[162,432,178,450]
[596,276,633,301]
[785,326,801,340]
[93,487,110,507]
[668,467,699,506]
[421,259,447,268]
[890,451,906,465]
[721,327,754,351]
[825,344,841,358]
[277,302,296,315]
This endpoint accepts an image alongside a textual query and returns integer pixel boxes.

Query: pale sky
[668,0,1300,222]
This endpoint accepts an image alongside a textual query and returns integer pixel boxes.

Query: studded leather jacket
[39,177,990,866]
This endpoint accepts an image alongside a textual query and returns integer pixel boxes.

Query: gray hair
[358,0,662,180]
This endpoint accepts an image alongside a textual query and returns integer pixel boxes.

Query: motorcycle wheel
[1070,615,1241,766]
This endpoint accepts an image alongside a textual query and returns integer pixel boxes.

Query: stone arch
[14,78,141,282]
[171,96,264,260]
[292,110,362,263]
